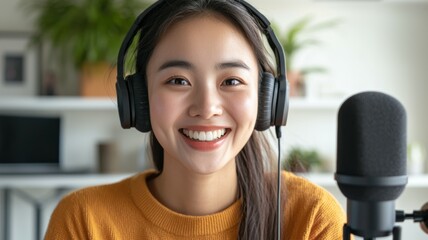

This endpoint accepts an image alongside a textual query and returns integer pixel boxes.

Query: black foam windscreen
[336,91,407,201]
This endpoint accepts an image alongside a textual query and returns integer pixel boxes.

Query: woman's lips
[182,128,227,141]
[179,128,230,151]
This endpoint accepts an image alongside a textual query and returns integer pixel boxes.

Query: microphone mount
[396,209,428,224]
[343,209,428,239]
[343,224,402,240]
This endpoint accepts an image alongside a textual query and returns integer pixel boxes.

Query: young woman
[45,1,346,239]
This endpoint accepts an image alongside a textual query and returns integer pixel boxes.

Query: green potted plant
[22,0,149,96]
[273,17,340,96]
[284,146,324,172]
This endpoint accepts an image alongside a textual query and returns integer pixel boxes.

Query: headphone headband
[235,0,286,78]
[117,0,164,81]
[235,0,288,126]
[117,0,286,82]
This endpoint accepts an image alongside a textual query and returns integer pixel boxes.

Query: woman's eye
[222,78,242,86]
[167,77,190,86]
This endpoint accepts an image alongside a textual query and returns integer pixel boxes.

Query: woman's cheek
[150,91,178,128]
[231,92,258,127]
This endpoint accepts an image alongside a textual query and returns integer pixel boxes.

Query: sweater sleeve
[283,172,346,240]
[307,190,346,240]
[44,192,90,240]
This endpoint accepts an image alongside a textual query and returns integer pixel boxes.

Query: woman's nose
[188,85,223,119]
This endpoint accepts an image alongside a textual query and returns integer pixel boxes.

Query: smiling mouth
[180,128,228,142]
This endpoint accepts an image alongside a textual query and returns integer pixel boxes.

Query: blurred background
[0,0,427,239]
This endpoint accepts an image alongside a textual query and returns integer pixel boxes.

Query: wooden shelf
[0,97,117,111]
[0,96,344,112]
[289,97,344,110]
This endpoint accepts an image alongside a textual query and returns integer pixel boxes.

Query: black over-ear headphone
[116,0,289,133]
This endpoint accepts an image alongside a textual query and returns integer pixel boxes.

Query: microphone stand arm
[396,209,428,224]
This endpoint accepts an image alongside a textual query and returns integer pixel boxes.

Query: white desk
[0,173,132,188]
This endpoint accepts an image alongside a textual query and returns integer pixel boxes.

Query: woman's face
[146,14,259,175]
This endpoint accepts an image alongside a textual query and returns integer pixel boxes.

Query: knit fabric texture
[45,170,345,239]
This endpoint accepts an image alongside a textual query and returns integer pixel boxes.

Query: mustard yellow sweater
[45,171,345,239]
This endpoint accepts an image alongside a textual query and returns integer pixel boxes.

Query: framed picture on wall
[0,32,40,96]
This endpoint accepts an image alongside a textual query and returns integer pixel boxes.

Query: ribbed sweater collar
[130,170,242,237]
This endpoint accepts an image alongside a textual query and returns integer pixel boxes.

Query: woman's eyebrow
[157,59,250,71]
[216,60,250,70]
[158,60,193,71]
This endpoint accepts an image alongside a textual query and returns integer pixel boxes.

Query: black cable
[275,126,282,240]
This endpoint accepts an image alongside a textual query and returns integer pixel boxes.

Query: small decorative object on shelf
[408,142,426,175]
[0,32,39,97]
[284,146,324,173]
[272,16,340,97]
[21,0,150,97]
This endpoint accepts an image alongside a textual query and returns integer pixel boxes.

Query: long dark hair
[136,1,282,239]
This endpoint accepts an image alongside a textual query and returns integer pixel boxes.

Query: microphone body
[335,91,407,238]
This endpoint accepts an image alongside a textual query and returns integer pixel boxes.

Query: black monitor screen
[0,115,61,165]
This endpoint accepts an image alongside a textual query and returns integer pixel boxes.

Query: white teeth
[206,131,213,141]
[212,131,218,139]
[199,132,206,141]
[182,129,226,141]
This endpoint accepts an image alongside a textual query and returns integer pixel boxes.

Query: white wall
[0,1,33,32]
[1,0,428,239]
[252,1,428,168]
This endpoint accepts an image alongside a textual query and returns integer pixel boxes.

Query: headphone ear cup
[255,72,275,131]
[116,77,133,129]
[129,73,151,133]
[274,76,289,127]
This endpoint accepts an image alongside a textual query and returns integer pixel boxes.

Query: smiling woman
[146,14,259,177]
[44,1,346,239]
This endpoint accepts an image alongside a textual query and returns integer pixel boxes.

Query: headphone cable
[275,126,282,240]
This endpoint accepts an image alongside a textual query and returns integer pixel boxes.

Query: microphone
[422,202,428,234]
[335,91,408,239]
